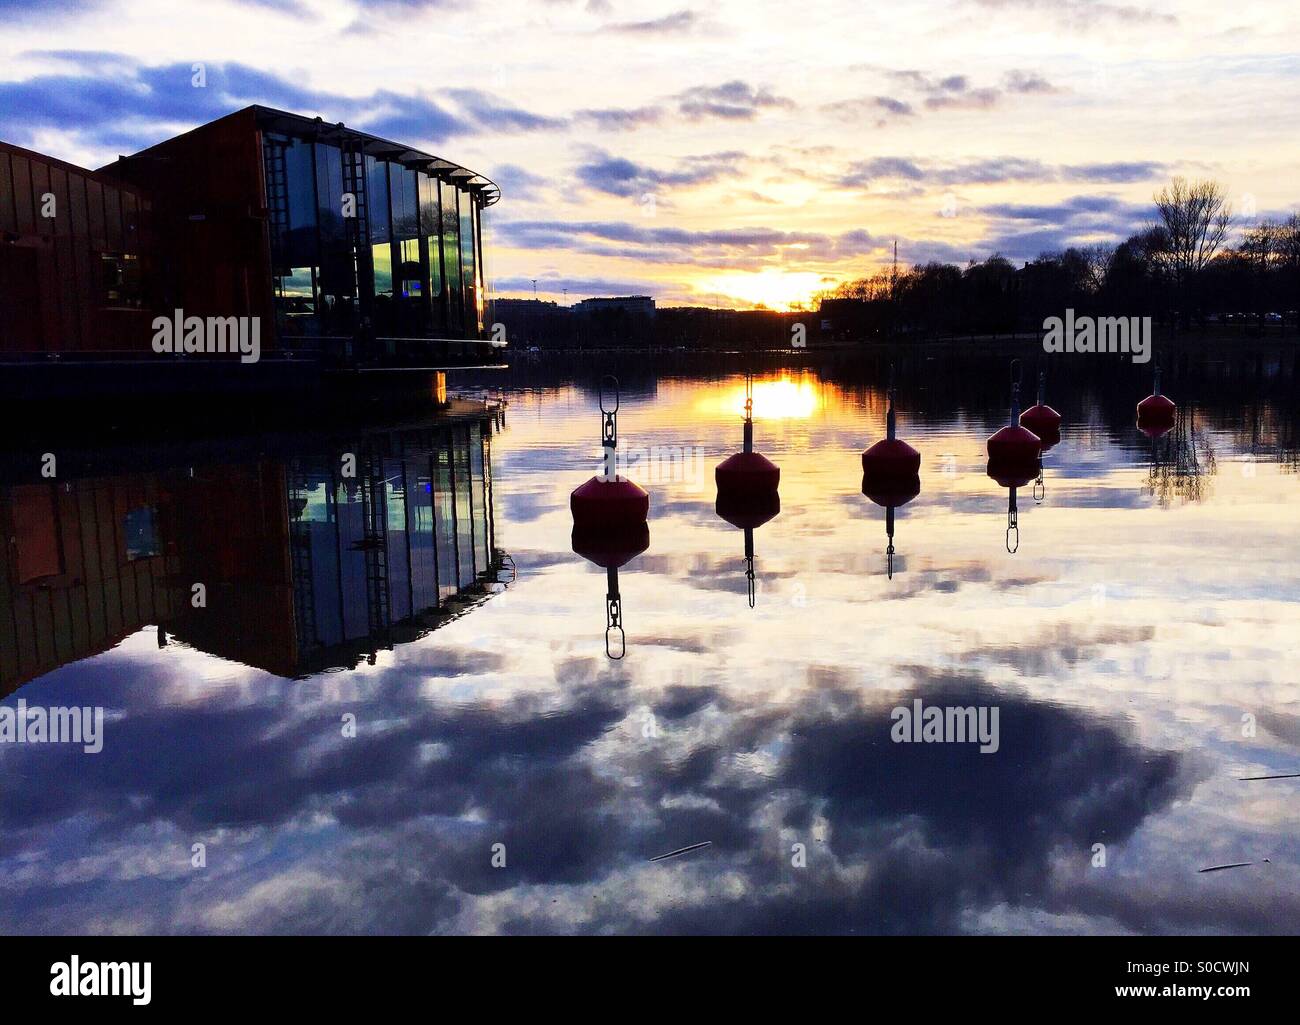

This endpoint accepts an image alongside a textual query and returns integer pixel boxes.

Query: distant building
[573,295,656,317]
[491,298,572,348]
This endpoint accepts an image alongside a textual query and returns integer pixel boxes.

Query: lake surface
[2,347,1298,934]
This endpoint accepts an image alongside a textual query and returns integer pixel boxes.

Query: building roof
[110,104,500,207]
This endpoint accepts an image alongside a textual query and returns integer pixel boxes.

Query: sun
[694,270,826,311]
[696,376,823,419]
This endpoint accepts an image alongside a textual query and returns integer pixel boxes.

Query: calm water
[2,349,1298,934]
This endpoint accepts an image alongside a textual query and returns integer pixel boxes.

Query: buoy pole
[1153,364,1163,398]
[886,364,897,441]
[1009,358,1023,424]
[886,505,896,579]
[606,566,624,660]
[743,372,754,454]
[600,374,619,481]
[1007,488,1020,553]
[744,527,756,608]
[1036,368,1046,407]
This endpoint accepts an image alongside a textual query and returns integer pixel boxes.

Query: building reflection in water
[0,406,505,694]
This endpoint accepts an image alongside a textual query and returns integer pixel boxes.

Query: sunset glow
[2,0,1296,312]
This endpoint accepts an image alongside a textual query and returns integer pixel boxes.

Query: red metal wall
[100,108,276,347]
[0,141,155,353]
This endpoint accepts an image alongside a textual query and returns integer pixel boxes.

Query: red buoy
[716,489,780,531]
[862,369,922,484]
[1019,369,1062,445]
[862,437,921,480]
[1137,366,1176,437]
[570,476,649,530]
[1019,404,1061,438]
[571,521,649,569]
[986,454,1038,490]
[571,375,650,531]
[716,450,780,495]
[988,360,1041,465]
[1137,393,1175,437]
[716,374,781,497]
[862,473,921,509]
[987,424,1041,463]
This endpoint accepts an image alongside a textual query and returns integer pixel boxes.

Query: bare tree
[1080,243,1115,293]
[1151,177,1233,289]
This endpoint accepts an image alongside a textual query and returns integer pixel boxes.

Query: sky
[2,0,1299,309]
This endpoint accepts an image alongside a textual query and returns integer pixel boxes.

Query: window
[460,189,477,336]
[100,252,142,307]
[440,180,462,333]
[274,266,319,336]
[420,173,444,331]
[124,506,160,560]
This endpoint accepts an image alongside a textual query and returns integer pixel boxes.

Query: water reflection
[1,407,504,693]
[2,349,1299,934]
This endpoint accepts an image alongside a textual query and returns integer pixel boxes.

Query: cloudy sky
[2,0,1299,308]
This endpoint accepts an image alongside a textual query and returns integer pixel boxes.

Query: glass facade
[261,129,488,343]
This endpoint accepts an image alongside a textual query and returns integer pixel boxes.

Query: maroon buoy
[988,360,1041,465]
[862,437,921,479]
[570,375,650,532]
[571,522,649,569]
[862,370,921,483]
[570,476,649,530]
[716,489,780,531]
[862,473,921,509]
[986,455,1038,490]
[987,423,1042,462]
[1020,370,1062,448]
[716,450,780,494]
[861,368,921,580]
[1137,366,1175,437]
[716,374,781,497]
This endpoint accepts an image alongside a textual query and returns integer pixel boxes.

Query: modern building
[0,105,501,381]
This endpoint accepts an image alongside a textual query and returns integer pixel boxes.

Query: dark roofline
[104,104,500,206]
[2,139,151,198]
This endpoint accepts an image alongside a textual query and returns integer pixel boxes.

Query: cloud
[0,0,99,18]
[489,163,548,202]
[822,96,916,125]
[970,0,1178,28]
[575,105,666,130]
[675,80,794,121]
[1003,69,1060,94]
[495,217,883,271]
[0,650,1205,934]
[925,87,1002,111]
[446,89,568,132]
[836,156,1166,188]
[0,55,470,159]
[603,9,699,33]
[572,149,746,197]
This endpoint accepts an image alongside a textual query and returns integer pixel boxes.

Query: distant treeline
[493,179,1300,349]
[818,178,1300,341]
